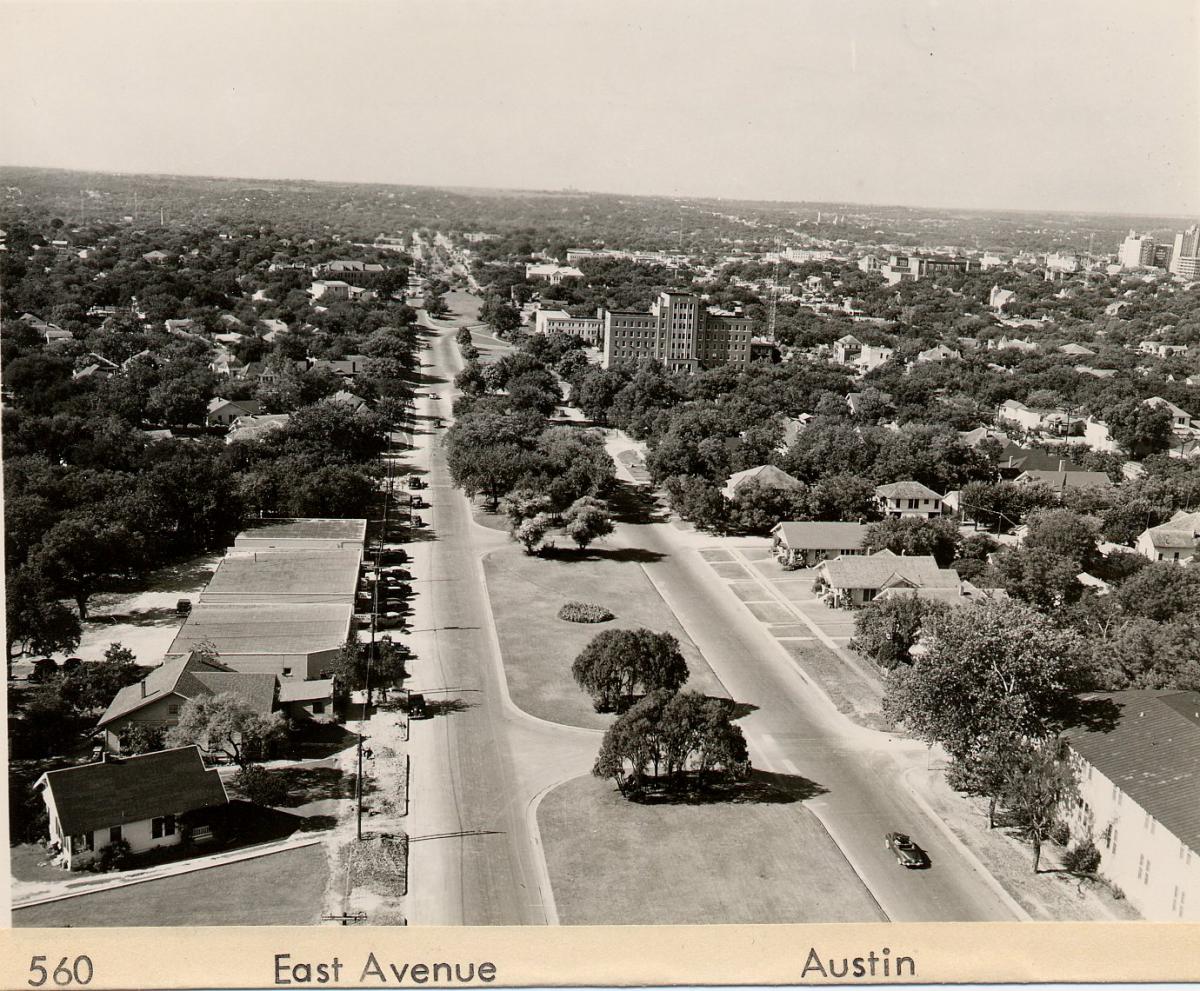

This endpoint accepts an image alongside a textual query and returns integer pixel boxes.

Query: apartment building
[601,291,751,371]
[533,308,604,345]
[1066,690,1200,920]
[1169,225,1200,279]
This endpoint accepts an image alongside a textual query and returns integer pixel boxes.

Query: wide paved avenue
[408,303,1018,924]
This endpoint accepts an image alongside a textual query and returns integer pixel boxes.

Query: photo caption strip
[2,923,1199,989]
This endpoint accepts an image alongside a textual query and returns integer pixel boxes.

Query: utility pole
[356,433,392,841]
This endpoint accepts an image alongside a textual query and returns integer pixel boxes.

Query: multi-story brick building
[601,291,751,371]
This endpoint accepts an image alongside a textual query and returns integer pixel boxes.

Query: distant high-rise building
[1170,224,1200,279]
[1118,230,1157,269]
[602,290,751,371]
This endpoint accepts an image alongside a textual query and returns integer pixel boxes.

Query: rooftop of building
[875,480,944,500]
[200,549,362,600]
[1067,690,1200,853]
[771,521,869,549]
[37,746,228,836]
[820,551,957,589]
[168,601,353,656]
[235,518,367,544]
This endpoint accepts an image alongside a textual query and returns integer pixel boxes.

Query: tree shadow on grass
[537,545,666,564]
[628,768,828,806]
[268,766,352,807]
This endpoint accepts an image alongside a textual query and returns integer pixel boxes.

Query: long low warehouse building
[167,601,354,679]
[166,518,368,679]
[200,549,363,604]
[233,518,368,551]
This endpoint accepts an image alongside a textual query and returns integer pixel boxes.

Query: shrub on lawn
[1063,840,1102,875]
[233,764,290,807]
[558,602,614,624]
[89,838,132,873]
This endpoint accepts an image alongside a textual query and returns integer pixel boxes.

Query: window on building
[1180,890,1187,918]
[282,667,292,677]
[313,701,325,714]
[152,815,176,839]
[109,826,122,845]
[1112,828,1119,855]
[1137,854,1144,880]
[167,704,179,715]
[1145,859,1151,885]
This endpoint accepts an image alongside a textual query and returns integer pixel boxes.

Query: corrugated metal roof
[1067,690,1200,852]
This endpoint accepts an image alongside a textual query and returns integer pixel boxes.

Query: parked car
[885,832,926,868]
[381,567,413,581]
[407,693,429,719]
[409,495,426,508]
[410,515,425,528]
[408,477,426,490]
[176,598,193,616]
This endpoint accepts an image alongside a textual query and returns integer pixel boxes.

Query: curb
[900,764,1032,921]
[12,836,324,911]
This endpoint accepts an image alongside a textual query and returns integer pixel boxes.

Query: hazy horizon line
[1,161,1196,226]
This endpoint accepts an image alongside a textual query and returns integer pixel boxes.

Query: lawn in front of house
[483,543,730,730]
[538,773,885,924]
[12,843,329,927]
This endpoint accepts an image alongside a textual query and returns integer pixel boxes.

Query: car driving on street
[885,832,927,868]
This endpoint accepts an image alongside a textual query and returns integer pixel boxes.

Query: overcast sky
[2,0,1197,215]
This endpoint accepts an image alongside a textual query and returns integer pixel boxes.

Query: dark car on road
[407,693,429,719]
[885,832,926,868]
[408,477,426,490]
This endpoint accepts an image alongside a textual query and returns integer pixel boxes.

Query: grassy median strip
[483,543,729,729]
[538,774,886,924]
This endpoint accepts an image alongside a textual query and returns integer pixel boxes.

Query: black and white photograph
[2,0,1198,955]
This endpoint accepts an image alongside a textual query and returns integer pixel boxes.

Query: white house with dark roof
[815,551,959,607]
[97,653,279,753]
[1066,690,1200,920]
[35,746,228,870]
[206,397,264,428]
[1135,510,1200,564]
[1145,396,1194,432]
[833,334,863,364]
[770,521,869,569]
[874,481,943,519]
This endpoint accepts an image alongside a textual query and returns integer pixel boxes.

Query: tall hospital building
[601,290,752,371]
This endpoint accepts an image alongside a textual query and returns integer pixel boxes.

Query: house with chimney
[35,746,229,870]
[96,653,279,753]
